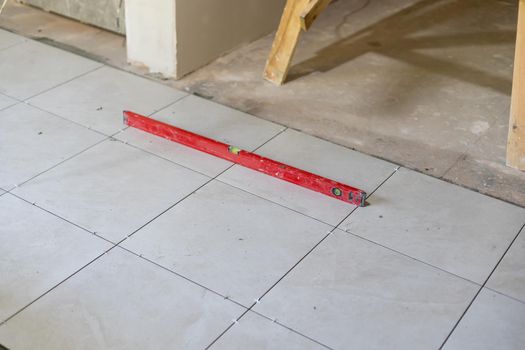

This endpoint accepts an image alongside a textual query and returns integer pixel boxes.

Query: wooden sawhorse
[508,0,524,171]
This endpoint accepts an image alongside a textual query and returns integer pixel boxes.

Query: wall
[125,0,177,76]
[175,0,286,77]
[19,0,126,34]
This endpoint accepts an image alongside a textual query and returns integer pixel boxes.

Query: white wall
[125,0,178,76]
[126,0,286,78]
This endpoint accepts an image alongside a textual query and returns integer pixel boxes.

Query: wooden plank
[507,0,525,170]
[300,0,332,31]
[264,0,310,85]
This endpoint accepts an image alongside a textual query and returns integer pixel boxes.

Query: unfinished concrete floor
[1,0,524,207]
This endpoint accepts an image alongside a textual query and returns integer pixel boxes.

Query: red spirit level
[124,111,367,206]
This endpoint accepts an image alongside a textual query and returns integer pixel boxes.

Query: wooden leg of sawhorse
[264,0,331,85]
[507,0,525,170]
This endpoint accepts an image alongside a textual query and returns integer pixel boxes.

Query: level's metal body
[124,111,367,206]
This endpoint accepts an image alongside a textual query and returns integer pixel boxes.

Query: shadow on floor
[289,0,514,95]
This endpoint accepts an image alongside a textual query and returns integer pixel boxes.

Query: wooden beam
[300,0,332,31]
[507,0,525,170]
[263,0,310,85]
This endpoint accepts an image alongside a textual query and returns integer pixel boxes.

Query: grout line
[117,245,250,310]
[205,167,400,348]
[119,135,336,229]
[436,177,525,210]
[144,93,191,117]
[204,321,241,350]
[147,93,191,115]
[204,301,334,350]
[0,90,23,102]
[366,167,400,199]
[250,126,289,153]
[112,126,257,243]
[258,207,357,303]
[483,286,525,306]
[116,174,216,242]
[205,303,263,350]
[331,163,521,287]
[24,102,111,137]
[273,319,334,350]
[22,65,104,102]
[438,222,525,349]
[5,191,115,245]
[204,298,329,350]
[203,229,343,349]
[0,100,20,112]
[5,136,110,191]
[204,217,353,348]
[113,126,289,245]
[247,309,335,350]
[20,75,188,140]
[111,128,340,229]
[4,123,148,195]
[116,139,217,178]
[214,178,335,226]
[0,243,119,326]
[0,194,247,327]
[339,227,482,286]
[1,173,252,327]
[116,121,358,228]
[117,125,297,198]
[333,166,493,286]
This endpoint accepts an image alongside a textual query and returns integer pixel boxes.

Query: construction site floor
[0,28,524,350]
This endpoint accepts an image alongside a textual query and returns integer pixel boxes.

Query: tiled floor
[0,29,524,350]
[27,66,187,135]
[0,29,25,51]
[0,40,101,100]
